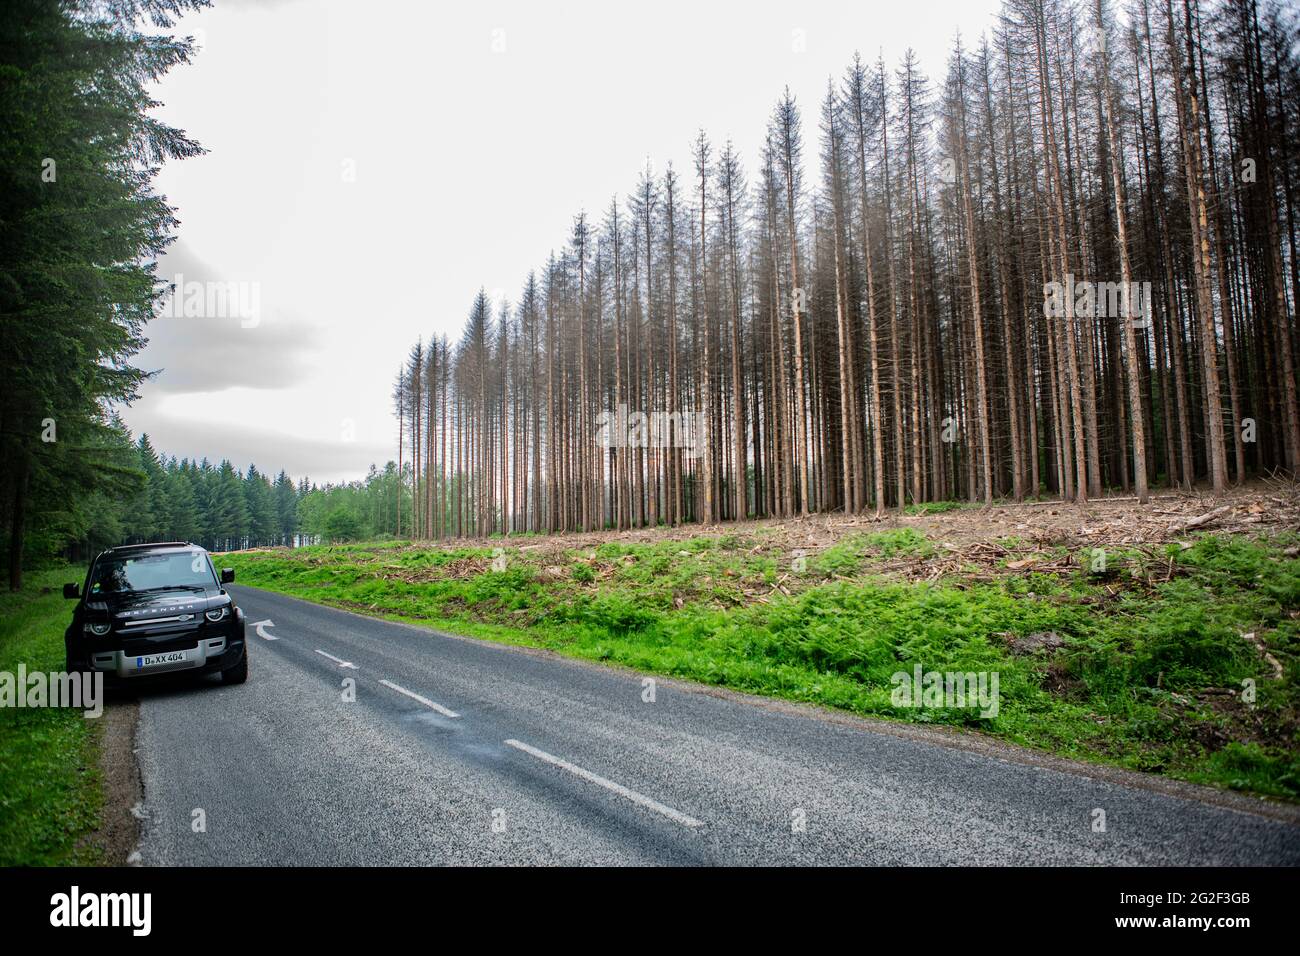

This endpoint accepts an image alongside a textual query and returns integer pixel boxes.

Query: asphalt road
[130,585,1300,865]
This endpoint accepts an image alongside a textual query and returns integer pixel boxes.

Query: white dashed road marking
[379,679,460,718]
[504,738,704,829]
[314,649,358,669]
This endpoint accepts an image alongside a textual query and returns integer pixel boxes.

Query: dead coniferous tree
[397,0,1300,537]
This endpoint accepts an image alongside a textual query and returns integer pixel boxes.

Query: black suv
[64,542,248,685]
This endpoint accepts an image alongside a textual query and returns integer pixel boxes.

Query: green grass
[903,500,970,516]
[0,567,104,865]
[224,531,1300,801]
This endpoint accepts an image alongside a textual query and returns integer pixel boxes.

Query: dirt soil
[396,478,1298,562]
[75,696,142,865]
[233,480,1300,589]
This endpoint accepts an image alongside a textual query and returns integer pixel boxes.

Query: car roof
[99,542,202,558]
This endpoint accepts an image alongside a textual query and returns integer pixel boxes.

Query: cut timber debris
[1242,631,1285,680]
[1168,505,1233,534]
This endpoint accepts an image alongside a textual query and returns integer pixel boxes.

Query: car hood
[85,588,227,622]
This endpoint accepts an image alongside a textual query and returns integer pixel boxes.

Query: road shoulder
[76,697,142,865]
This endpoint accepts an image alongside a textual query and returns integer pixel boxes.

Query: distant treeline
[49,423,415,563]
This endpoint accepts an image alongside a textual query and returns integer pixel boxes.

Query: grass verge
[0,566,104,865]
[225,528,1300,802]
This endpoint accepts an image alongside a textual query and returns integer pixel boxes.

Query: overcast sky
[124,0,1002,484]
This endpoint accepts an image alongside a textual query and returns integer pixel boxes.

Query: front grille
[122,614,195,628]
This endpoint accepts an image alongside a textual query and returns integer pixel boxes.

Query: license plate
[135,650,187,670]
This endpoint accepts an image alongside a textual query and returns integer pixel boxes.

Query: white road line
[314,649,358,669]
[503,738,704,829]
[378,679,460,718]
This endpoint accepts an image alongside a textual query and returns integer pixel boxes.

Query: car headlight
[205,606,229,622]
[84,622,111,636]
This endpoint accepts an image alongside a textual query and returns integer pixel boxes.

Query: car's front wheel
[220,649,248,685]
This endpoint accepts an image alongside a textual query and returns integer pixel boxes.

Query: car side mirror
[221,568,235,584]
[63,583,80,599]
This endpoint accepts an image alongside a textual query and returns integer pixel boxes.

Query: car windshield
[89,551,217,595]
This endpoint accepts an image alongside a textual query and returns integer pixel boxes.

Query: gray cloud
[141,241,322,395]
[126,410,392,485]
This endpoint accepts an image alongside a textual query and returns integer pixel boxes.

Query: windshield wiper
[134,584,208,593]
